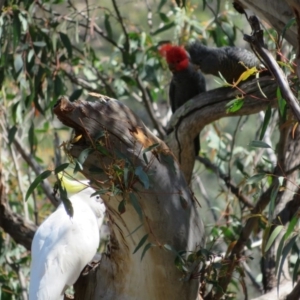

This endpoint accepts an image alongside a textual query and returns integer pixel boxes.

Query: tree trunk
[53,95,205,300]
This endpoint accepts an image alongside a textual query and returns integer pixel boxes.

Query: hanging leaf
[277,88,286,118]
[118,199,126,214]
[143,143,159,153]
[293,256,300,285]
[78,148,94,165]
[277,235,297,293]
[152,22,175,36]
[269,183,279,219]
[54,163,70,174]
[58,183,74,218]
[126,224,143,237]
[14,54,23,73]
[135,166,149,189]
[133,234,148,254]
[264,225,283,252]
[259,106,272,140]
[8,126,18,145]
[26,170,52,200]
[123,165,129,188]
[246,173,265,185]
[129,193,143,220]
[59,32,73,58]
[180,195,188,209]
[249,140,272,149]
[104,14,113,39]
[141,243,154,261]
[275,235,285,275]
[284,215,298,240]
[69,89,83,102]
[28,121,36,153]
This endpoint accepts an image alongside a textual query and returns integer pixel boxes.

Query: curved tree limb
[166,77,278,183]
[196,156,254,209]
[0,167,36,251]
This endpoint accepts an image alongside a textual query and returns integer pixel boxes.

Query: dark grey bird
[160,44,206,156]
[186,41,262,83]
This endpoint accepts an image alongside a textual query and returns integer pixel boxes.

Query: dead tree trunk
[53,95,205,300]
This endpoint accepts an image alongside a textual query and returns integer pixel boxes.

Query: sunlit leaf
[284,215,298,240]
[226,97,244,113]
[33,41,46,47]
[277,88,286,118]
[14,54,23,73]
[264,225,283,252]
[233,66,257,86]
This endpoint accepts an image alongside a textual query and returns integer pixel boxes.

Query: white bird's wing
[29,188,104,300]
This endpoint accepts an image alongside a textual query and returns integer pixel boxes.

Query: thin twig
[193,174,218,222]
[196,156,254,209]
[244,15,300,122]
[5,255,29,300]
[111,0,129,53]
[135,75,166,138]
[13,138,58,207]
[35,2,123,52]
[228,116,242,180]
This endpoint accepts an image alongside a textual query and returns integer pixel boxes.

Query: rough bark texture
[53,95,205,300]
[0,168,36,251]
[234,0,297,49]
[166,77,278,182]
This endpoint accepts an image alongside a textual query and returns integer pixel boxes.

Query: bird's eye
[96,196,100,199]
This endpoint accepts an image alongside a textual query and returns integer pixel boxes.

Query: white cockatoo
[29,174,106,300]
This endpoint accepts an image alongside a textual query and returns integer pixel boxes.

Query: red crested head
[159,44,189,72]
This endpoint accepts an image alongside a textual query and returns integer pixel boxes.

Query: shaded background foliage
[0,0,298,299]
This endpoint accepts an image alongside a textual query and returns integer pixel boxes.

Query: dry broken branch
[53,94,205,300]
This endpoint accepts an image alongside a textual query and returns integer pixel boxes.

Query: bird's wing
[169,79,177,113]
[29,205,72,300]
[29,194,101,300]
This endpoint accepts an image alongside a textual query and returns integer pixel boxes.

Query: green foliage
[1,0,299,299]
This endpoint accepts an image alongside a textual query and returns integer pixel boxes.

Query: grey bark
[53,95,205,300]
